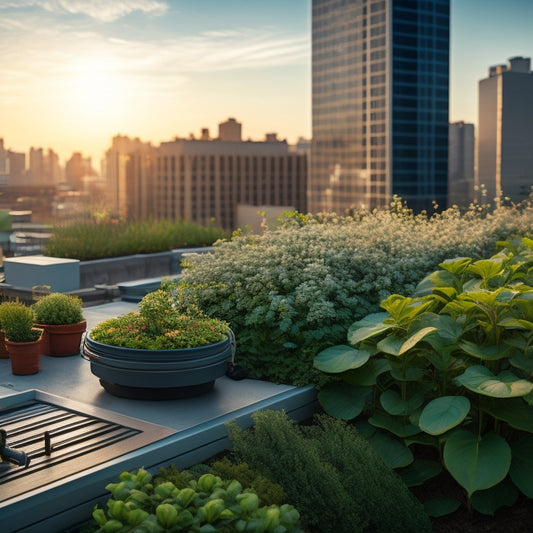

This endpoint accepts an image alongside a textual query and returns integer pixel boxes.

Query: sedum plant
[177,196,533,385]
[313,238,533,515]
[90,286,229,350]
[91,467,303,533]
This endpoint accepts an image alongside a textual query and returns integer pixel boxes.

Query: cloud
[0,0,168,22]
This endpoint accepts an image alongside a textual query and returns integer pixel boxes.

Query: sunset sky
[1,0,533,164]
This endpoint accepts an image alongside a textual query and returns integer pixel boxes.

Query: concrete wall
[79,247,212,288]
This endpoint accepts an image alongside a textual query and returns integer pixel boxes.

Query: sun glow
[67,57,126,119]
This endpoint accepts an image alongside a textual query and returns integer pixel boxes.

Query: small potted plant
[33,293,86,356]
[0,301,43,375]
[83,284,234,400]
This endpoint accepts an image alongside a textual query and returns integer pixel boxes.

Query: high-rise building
[7,150,25,185]
[104,135,155,219]
[0,139,8,186]
[477,56,533,204]
[29,147,44,185]
[310,0,449,213]
[105,119,307,230]
[448,121,474,207]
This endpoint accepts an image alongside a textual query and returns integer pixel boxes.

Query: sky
[1,0,533,165]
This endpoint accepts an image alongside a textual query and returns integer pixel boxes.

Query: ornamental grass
[44,217,228,260]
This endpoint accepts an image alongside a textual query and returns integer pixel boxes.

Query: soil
[411,466,533,533]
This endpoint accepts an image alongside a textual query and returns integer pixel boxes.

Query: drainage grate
[0,394,175,503]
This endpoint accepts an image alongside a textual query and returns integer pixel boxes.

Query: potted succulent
[82,285,234,400]
[0,301,43,375]
[33,293,86,356]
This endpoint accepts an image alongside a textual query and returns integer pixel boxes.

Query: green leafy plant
[177,196,533,385]
[314,238,533,515]
[0,301,41,342]
[90,287,229,350]
[91,467,303,533]
[227,410,431,533]
[33,292,84,325]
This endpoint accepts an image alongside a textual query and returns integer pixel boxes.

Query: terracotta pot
[37,321,87,357]
[0,330,9,359]
[5,335,42,375]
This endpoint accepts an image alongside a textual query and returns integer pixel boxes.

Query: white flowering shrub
[176,196,533,385]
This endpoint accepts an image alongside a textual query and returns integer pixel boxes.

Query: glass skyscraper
[310,0,449,213]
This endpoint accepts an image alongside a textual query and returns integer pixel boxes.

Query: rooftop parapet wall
[79,247,212,288]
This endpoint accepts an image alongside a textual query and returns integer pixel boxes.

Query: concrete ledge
[79,247,211,288]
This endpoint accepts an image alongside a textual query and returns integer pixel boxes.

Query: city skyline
[1,0,533,164]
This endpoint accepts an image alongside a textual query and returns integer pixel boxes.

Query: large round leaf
[364,428,414,468]
[380,389,424,416]
[347,312,392,344]
[343,358,391,386]
[377,327,436,356]
[479,397,533,433]
[317,382,371,420]
[314,345,371,373]
[443,430,511,497]
[510,435,533,497]
[459,340,514,361]
[423,498,461,518]
[419,396,470,435]
[455,365,533,398]
[400,459,442,487]
[470,478,519,516]
[369,411,420,438]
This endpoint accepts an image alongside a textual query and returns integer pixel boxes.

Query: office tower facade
[310,0,449,213]
[155,134,306,231]
[477,56,533,204]
[448,121,475,207]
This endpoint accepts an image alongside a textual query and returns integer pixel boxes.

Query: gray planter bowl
[82,332,233,400]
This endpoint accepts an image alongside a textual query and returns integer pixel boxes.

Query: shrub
[313,238,533,515]
[227,410,432,533]
[90,467,303,533]
[210,458,288,506]
[177,197,533,385]
[33,293,84,325]
[0,301,40,342]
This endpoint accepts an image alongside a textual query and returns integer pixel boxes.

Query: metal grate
[0,397,175,502]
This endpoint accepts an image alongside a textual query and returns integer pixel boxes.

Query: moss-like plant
[33,293,84,325]
[0,301,41,342]
[90,288,229,350]
[227,410,431,533]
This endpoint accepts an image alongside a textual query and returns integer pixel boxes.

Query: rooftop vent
[0,391,175,503]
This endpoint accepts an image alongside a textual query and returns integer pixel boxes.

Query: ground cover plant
[176,196,533,385]
[313,238,533,517]
[226,409,432,533]
[44,217,228,260]
[88,467,303,533]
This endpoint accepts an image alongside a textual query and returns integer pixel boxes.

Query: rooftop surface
[0,300,317,532]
